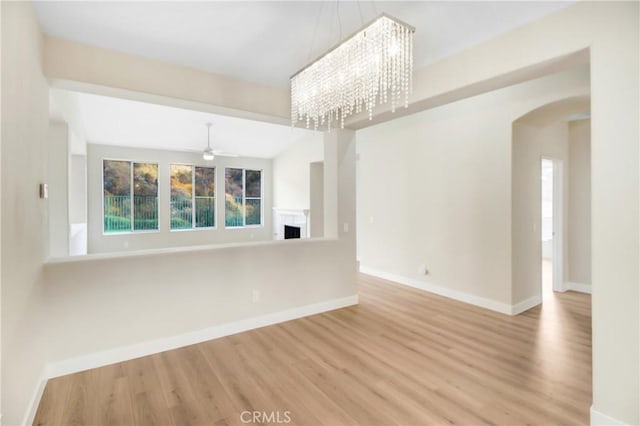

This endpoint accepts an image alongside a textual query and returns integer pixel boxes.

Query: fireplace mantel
[273,208,309,240]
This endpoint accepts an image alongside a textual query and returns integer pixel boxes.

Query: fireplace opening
[284,225,301,240]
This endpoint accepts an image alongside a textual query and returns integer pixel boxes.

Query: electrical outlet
[343,223,349,233]
[252,290,260,303]
[418,264,429,275]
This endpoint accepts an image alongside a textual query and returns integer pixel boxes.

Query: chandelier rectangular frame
[291,13,415,130]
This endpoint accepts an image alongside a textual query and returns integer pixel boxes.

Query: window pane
[195,167,215,228]
[195,197,215,228]
[246,170,261,197]
[133,163,158,231]
[171,164,193,229]
[195,167,215,197]
[246,199,261,225]
[103,160,131,232]
[225,168,243,227]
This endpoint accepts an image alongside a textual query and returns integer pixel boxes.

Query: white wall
[272,134,323,210]
[70,154,87,224]
[512,120,569,302]
[49,87,88,156]
[310,162,324,238]
[357,67,588,308]
[87,144,273,254]
[1,2,50,423]
[49,88,89,256]
[48,122,70,258]
[568,119,591,286]
[69,154,88,256]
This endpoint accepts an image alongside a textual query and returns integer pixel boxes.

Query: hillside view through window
[103,160,158,233]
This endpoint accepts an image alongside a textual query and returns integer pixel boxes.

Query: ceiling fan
[202,122,239,160]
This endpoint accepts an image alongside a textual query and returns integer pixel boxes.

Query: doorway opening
[541,157,563,299]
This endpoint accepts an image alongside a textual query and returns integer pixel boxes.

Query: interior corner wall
[49,88,88,156]
[357,67,588,309]
[87,144,273,254]
[272,134,323,211]
[309,162,324,238]
[512,120,569,303]
[568,119,591,286]
[48,122,70,258]
[1,2,50,424]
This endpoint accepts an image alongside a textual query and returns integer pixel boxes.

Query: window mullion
[192,167,196,228]
[243,169,247,226]
[130,161,134,231]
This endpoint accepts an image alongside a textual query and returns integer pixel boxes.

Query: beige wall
[41,127,357,404]
[272,134,323,211]
[2,5,357,425]
[357,2,638,421]
[2,1,638,424]
[512,121,569,302]
[87,144,274,254]
[568,120,591,286]
[1,2,50,423]
[44,37,290,125]
[357,67,588,308]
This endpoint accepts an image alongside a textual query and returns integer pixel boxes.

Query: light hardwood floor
[34,273,591,425]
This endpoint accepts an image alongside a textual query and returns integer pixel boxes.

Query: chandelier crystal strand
[291,14,414,130]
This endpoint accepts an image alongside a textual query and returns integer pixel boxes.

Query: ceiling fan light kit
[203,122,215,161]
[203,148,215,161]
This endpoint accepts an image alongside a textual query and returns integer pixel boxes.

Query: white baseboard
[566,281,592,294]
[26,294,358,425]
[590,405,625,425]
[360,266,515,315]
[510,294,542,315]
[22,371,48,426]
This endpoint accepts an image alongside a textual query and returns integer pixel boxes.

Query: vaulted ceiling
[34,1,573,88]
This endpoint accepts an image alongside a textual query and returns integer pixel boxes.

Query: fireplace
[273,208,309,240]
[284,225,301,239]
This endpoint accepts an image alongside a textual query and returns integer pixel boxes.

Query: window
[225,168,262,227]
[170,164,215,230]
[103,160,158,233]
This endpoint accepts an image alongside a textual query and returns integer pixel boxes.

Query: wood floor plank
[34,273,592,426]
[33,374,73,426]
[124,355,174,425]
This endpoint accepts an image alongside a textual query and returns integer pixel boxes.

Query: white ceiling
[53,90,319,158]
[34,1,573,88]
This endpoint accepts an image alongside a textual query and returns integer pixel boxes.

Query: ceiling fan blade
[212,151,239,157]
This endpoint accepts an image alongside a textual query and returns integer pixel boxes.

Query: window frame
[169,163,216,232]
[224,168,263,229]
[102,158,160,235]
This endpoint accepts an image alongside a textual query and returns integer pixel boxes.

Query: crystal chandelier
[291,13,414,130]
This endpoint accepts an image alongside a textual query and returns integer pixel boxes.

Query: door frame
[541,156,564,293]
